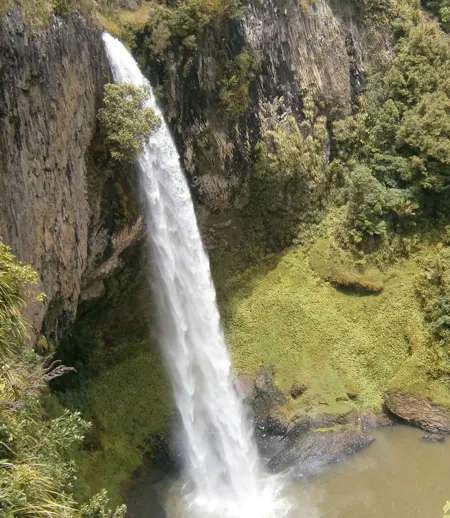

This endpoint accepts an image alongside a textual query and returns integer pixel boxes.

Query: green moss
[310,238,384,293]
[217,227,450,419]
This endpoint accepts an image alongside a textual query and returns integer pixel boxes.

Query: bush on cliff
[250,96,328,247]
[219,51,257,120]
[143,0,244,56]
[98,83,160,163]
[332,15,450,247]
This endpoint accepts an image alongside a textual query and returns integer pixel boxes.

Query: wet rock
[234,374,256,401]
[360,412,394,432]
[268,427,375,477]
[384,392,450,434]
[252,368,287,419]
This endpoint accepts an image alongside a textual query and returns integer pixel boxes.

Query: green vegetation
[0,0,153,35]
[142,0,244,56]
[443,500,450,518]
[54,247,170,505]
[332,13,450,247]
[98,83,160,163]
[0,0,101,25]
[249,96,328,247]
[216,218,450,420]
[0,242,124,517]
[219,52,257,120]
[423,0,450,31]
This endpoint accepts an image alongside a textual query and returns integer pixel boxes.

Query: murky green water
[127,425,450,518]
[286,425,450,518]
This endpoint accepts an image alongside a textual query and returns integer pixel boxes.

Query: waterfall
[102,34,287,518]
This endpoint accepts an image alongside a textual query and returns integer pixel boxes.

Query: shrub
[345,165,388,244]
[0,242,37,356]
[331,12,450,247]
[250,96,329,246]
[219,52,256,120]
[423,0,450,31]
[81,489,126,518]
[98,83,160,163]
[143,0,244,56]
[0,242,125,517]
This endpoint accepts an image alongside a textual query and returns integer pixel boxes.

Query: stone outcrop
[237,369,386,476]
[0,9,142,344]
[385,392,450,434]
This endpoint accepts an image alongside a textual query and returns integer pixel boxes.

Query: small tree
[98,83,160,163]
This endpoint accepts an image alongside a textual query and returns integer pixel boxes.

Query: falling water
[102,34,287,518]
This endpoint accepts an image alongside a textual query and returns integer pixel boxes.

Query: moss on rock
[215,221,450,421]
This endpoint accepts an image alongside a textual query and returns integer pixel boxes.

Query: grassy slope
[215,222,450,420]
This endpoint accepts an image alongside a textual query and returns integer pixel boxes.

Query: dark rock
[290,383,307,399]
[252,368,287,419]
[384,392,450,434]
[347,392,358,401]
[0,10,142,344]
[136,0,394,248]
[268,427,375,477]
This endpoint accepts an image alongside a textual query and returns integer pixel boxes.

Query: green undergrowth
[53,246,171,506]
[0,242,125,517]
[216,220,450,420]
[54,340,169,505]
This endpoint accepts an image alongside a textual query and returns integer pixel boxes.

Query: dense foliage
[423,0,450,31]
[0,243,125,517]
[142,0,243,56]
[332,14,450,246]
[98,83,160,163]
[219,52,256,120]
[250,96,328,246]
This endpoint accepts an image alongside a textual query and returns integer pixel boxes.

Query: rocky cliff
[137,0,390,226]
[0,9,142,344]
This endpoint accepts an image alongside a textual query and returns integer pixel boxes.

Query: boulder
[268,427,375,477]
[384,392,450,434]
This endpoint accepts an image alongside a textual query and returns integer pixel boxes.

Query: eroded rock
[385,392,450,434]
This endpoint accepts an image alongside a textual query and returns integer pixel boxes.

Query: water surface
[128,425,450,518]
[286,425,450,518]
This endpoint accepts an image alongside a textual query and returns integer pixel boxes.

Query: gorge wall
[0,8,143,345]
[137,0,390,228]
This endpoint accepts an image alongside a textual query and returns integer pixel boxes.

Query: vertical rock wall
[0,10,142,342]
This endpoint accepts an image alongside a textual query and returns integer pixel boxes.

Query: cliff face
[0,10,142,343]
[138,0,390,218]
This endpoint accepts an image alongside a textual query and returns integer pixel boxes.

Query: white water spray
[103,34,288,518]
